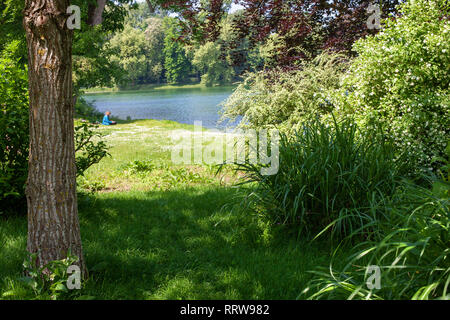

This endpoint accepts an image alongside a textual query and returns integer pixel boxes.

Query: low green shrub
[75,121,110,177]
[122,159,155,174]
[2,251,86,300]
[77,176,107,193]
[235,117,405,240]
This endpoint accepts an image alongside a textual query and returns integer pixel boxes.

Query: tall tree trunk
[145,0,155,13]
[87,0,107,26]
[23,0,85,275]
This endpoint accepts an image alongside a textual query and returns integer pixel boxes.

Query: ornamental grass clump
[235,117,405,240]
[303,175,449,300]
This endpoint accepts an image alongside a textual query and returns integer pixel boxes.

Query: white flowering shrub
[220,52,348,130]
[334,0,449,173]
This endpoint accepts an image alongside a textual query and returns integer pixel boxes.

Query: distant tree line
[98,2,265,88]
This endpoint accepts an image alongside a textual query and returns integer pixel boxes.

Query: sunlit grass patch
[0,119,346,300]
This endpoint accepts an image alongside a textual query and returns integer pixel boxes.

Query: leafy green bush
[75,121,110,177]
[303,175,450,300]
[333,0,450,173]
[220,52,348,130]
[77,176,107,193]
[13,251,86,300]
[0,42,29,215]
[235,117,405,240]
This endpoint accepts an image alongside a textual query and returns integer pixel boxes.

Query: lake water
[83,86,236,129]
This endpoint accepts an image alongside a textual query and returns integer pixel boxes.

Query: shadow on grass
[0,185,338,300]
[77,186,334,299]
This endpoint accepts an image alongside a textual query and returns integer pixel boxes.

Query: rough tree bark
[23,0,85,275]
[87,0,107,26]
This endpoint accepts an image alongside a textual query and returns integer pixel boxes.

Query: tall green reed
[234,117,405,240]
[302,176,449,300]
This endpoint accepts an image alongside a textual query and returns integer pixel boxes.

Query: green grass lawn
[0,120,344,300]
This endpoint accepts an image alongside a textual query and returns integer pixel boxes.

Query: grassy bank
[0,119,345,300]
[83,83,236,95]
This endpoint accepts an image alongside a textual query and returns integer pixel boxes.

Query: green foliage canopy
[192,41,234,86]
[0,42,29,212]
[163,17,192,84]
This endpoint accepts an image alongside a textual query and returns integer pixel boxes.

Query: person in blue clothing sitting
[102,111,116,125]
